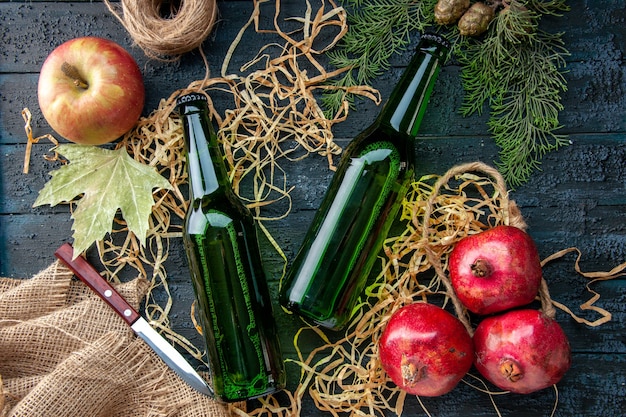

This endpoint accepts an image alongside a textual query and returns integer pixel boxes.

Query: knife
[54,243,213,397]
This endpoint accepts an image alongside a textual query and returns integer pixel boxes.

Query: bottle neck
[179,100,230,199]
[379,34,450,137]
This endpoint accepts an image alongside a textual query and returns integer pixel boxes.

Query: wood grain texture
[1,1,625,416]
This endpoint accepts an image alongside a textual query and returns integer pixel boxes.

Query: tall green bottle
[279,33,450,330]
[177,93,285,402]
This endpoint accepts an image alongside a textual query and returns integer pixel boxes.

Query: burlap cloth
[0,261,232,417]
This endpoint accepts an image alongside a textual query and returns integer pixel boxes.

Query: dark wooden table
[1,1,625,416]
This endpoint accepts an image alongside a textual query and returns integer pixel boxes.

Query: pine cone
[435,0,470,25]
[458,2,496,36]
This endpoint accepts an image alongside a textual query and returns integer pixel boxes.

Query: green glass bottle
[279,33,450,330]
[177,93,285,402]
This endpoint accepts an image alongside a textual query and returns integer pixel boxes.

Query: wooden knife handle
[54,243,140,326]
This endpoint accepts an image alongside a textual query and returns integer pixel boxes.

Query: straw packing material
[104,0,218,60]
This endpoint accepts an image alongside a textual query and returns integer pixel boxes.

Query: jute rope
[104,0,218,60]
[419,161,540,335]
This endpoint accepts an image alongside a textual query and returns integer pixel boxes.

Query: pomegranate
[378,303,474,397]
[473,309,571,394]
[448,225,543,315]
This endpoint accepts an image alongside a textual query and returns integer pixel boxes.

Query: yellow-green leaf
[34,144,173,258]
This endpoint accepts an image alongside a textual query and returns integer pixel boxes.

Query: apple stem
[471,259,493,278]
[61,62,89,89]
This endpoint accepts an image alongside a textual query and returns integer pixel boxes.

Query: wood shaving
[84,0,379,367]
[21,0,623,414]
[21,0,380,370]
[245,161,625,416]
[211,0,380,220]
[21,108,59,174]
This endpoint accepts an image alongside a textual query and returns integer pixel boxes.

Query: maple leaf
[34,144,173,258]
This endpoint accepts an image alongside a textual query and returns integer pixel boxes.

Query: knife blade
[54,243,213,397]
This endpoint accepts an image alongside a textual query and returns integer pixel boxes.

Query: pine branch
[322,0,439,117]
[458,0,570,187]
[325,0,570,187]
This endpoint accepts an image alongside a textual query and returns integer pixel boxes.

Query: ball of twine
[104,0,218,60]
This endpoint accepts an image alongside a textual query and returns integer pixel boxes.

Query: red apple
[448,225,543,315]
[37,36,145,145]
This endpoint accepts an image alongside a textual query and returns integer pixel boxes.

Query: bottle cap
[176,92,209,107]
[420,32,451,50]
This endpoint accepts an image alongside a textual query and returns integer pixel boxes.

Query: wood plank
[2,132,625,214]
[399,353,626,417]
[0,212,73,277]
[1,1,625,145]
[2,1,624,72]
[1,1,625,416]
[3,210,625,355]
[3,60,625,145]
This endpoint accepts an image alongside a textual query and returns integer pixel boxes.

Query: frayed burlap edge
[1,261,230,417]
